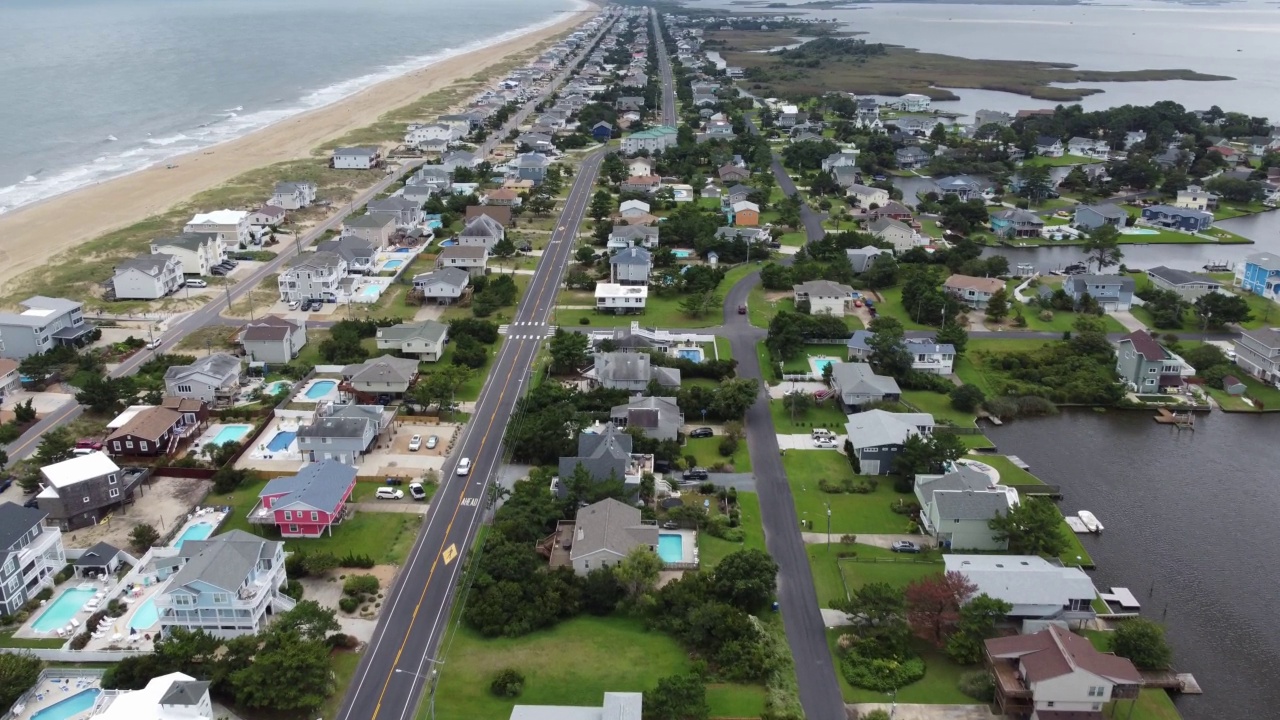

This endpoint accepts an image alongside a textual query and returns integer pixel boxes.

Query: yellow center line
[9,403,80,457]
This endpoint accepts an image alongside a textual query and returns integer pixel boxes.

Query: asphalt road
[651,9,677,127]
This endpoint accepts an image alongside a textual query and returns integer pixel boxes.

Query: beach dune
[0,9,591,296]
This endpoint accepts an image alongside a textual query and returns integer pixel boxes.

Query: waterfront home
[609,247,652,286]
[240,316,307,364]
[270,181,317,210]
[156,530,290,639]
[405,123,460,148]
[105,407,185,457]
[832,166,861,189]
[564,499,657,575]
[595,283,649,314]
[867,218,919,252]
[621,125,678,155]
[1034,136,1064,157]
[252,461,357,538]
[315,236,376,275]
[822,150,861,173]
[375,320,449,362]
[112,253,183,300]
[436,246,489,277]
[344,213,396,247]
[164,353,242,404]
[842,410,931,476]
[947,554,1098,621]
[1123,130,1147,149]
[340,356,420,397]
[37,452,145,531]
[894,146,929,169]
[412,268,470,304]
[830,363,902,410]
[846,183,889,208]
[609,396,682,442]
[1174,185,1219,212]
[915,466,1016,550]
[990,208,1045,239]
[717,164,749,183]
[847,246,891,274]
[866,201,913,223]
[589,351,679,391]
[331,146,381,170]
[1146,266,1222,301]
[621,175,662,194]
[608,224,660,250]
[93,672,213,720]
[1233,328,1280,384]
[1060,274,1135,312]
[793,280,856,317]
[367,197,425,226]
[974,109,1012,128]
[457,214,506,251]
[277,251,349,303]
[1141,204,1213,232]
[895,93,930,112]
[1115,330,1193,392]
[1234,252,1280,301]
[554,424,654,498]
[730,200,760,226]
[944,274,1005,309]
[1067,137,1110,159]
[934,175,989,201]
[185,210,251,251]
[297,405,389,465]
[847,330,955,374]
[151,232,225,277]
[1073,204,1128,231]
[985,625,1141,719]
[0,503,64,615]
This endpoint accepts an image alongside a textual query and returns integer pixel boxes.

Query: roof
[188,210,246,226]
[241,316,300,343]
[1118,330,1169,361]
[945,274,1005,294]
[559,424,634,481]
[731,200,759,213]
[1144,204,1212,220]
[164,353,241,384]
[40,451,121,488]
[260,460,358,512]
[107,406,182,443]
[595,352,652,383]
[345,213,395,229]
[509,692,643,720]
[794,279,855,298]
[0,502,50,549]
[378,320,448,345]
[152,232,220,251]
[1078,203,1128,220]
[438,246,488,261]
[1063,275,1136,298]
[253,205,286,218]
[414,268,470,289]
[875,201,912,216]
[611,224,659,239]
[992,208,1044,225]
[466,205,512,226]
[847,183,883,196]
[915,466,995,503]
[1035,135,1061,146]
[933,490,1012,521]
[843,408,927,450]
[461,214,505,238]
[342,356,420,384]
[160,679,212,707]
[832,363,902,399]
[290,250,345,272]
[570,498,657,560]
[1244,252,1280,270]
[115,253,176,278]
[161,397,206,413]
[0,296,84,328]
[0,358,17,376]
[610,247,651,266]
[868,217,913,235]
[74,541,123,568]
[334,146,379,157]
[985,625,1140,684]
[1241,327,1280,350]
[168,529,282,594]
[619,199,650,213]
[316,236,376,263]
[623,174,661,185]
[945,555,1099,614]
[611,396,681,431]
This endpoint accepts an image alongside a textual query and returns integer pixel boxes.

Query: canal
[987,410,1280,720]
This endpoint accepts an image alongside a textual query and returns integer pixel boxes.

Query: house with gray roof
[915,466,1016,550]
[239,315,307,364]
[408,166,452,193]
[0,296,93,360]
[556,424,652,498]
[990,208,1044,238]
[894,146,929,169]
[252,460,357,538]
[341,356,420,397]
[375,320,449,361]
[163,353,242,404]
[72,540,126,580]
[0,503,64,615]
[845,331,955,374]
[1073,203,1128,231]
[843,409,932,476]
[609,247,652,285]
[296,405,389,466]
[589,351,680,391]
[1146,265,1222,301]
[343,213,396,247]
[847,245,891,274]
[436,245,489,277]
[867,217,920,252]
[112,253,183,300]
[150,232,224,277]
[278,250,348,303]
[934,175,989,201]
[315,235,376,274]
[271,181,317,210]
[832,166,862,189]
[441,150,481,172]
[458,213,505,250]
[946,555,1097,622]
[332,146,381,170]
[155,530,290,639]
[793,280,856,317]
[513,152,552,183]
[1058,274,1135,312]
[412,267,470,303]
[609,396,683,441]
[608,224,660,250]
[1234,327,1280,384]
[510,692,643,720]
[566,498,657,575]
[367,196,424,226]
[831,362,901,409]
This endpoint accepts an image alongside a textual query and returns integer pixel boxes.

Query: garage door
[862,459,880,475]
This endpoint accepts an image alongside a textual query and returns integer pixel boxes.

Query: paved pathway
[801,532,935,549]
[1111,309,1148,332]
[349,502,431,514]
[848,704,1000,720]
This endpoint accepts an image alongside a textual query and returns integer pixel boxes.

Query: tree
[862,253,898,290]
[891,434,964,490]
[707,378,760,421]
[230,630,332,713]
[548,328,590,375]
[984,288,1010,323]
[1112,619,1173,670]
[809,170,842,197]
[582,567,625,616]
[614,546,663,604]
[679,291,722,319]
[34,426,74,468]
[451,335,488,369]
[0,651,43,711]
[75,373,121,414]
[988,497,1069,557]
[589,189,614,220]
[945,593,1012,664]
[830,582,910,656]
[929,121,949,145]
[710,549,777,614]
[13,399,36,424]
[866,316,912,378]
[1082,224,1123,272]
[1193,292,1252,328]
[413,364,472,414]
[527,194,555,215]
[1019,165,1053,203]
[949,384,985,413]
[492,236,516,259]
[0,449,8,475]
[644,674,709,720]
[271,600,341,642]
[905,571,977,646]
[936,322,968,355]
[128,523,160,552]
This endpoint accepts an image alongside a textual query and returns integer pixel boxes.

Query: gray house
[37,452,146,531]
[0,296,93,360]
[915,467,1014,551]
[297,405,388,465]
[0,503,65,615]
[1234,327,1280,383]
[1061,274,1135,312]
[847,246,891,273]
[278,251,348,303]
[343,213,395,247]
[156,530,290,639]
[458,214,505,250]
[1115,330,1191,391]
[1146,266,1222,301]
[567,498,658,575]
[412,267,470,303]
[557,425,635,489]
[408,167,452,193]
[590,352,680,391]
[894,146,929,169]
[164,353,242,404]
[341,356,420,396]
[609,247,652,285]
[945,555,1097,622]
[375,320,449,362]
[366,197,424,226]
[609,396,683,441]
[1073,203,1129,231]
[514,153,551,183]
[315,236,376,275]
[240,316,307,364]
[830,362,900,409]
[609,225,660,250]
[436,246,489,277]
[843,410,933,476]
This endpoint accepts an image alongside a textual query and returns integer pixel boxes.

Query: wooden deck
[1140,670,1203,694]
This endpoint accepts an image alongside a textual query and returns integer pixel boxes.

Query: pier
[1153,407,1195,429]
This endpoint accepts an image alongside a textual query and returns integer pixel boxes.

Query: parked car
[426,435,439,450]
[891,541,921,553]
[409,482,427,501]
[813,438,838,449]
[186,278,208,289]
[375,487,404,500]
[811,428,834,440]
[456,458,472,476]
[408,434,423,451]
[682,467,708,481]
[737,304,747,315]
[288,300,301,310]
[145,339,163,350]
[689,427,714,438]
[384,477,404,486]
[0,477,12,493]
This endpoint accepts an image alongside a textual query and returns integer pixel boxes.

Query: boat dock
[1140,670,1204,694]
[1154,407,1195,428]
[1005,455,1030,470]
[1100,587,1141,610]
[1065,516,1089,533]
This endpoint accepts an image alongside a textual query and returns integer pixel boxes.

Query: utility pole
[825,502,832,551]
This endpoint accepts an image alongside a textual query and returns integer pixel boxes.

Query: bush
[69,631,91,650]
[339,553,375,568]
[958,670,994,701]
[840,649,926,691]
[282,579,304,601]
[302,551,340,576]
[949,384,985,413]
[1112,618,1173,669]
[343,574,381,597]
[579,316,591,324]
[338,596,359,613]
[489,668,525,698]
[718,435,739,457]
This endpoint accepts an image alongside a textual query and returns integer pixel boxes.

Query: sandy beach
[0,8,592,296]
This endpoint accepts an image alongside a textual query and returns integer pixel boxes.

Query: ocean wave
[0,0,588,216]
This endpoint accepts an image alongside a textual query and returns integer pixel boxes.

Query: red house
[250,460,357,538]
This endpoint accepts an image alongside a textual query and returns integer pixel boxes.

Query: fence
[0,668,107,720]
[804,338,852,346]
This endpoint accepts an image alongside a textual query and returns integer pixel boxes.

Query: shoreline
[0,5,594,296]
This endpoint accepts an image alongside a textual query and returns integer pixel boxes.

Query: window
[212,593,229,604]
[109,488,119,499]
[174,594,193,606]
[177,384,193,394]
[310,511,319,521]
[108,474,117,484]
[125,440,134,449]
[1088,686,1106,697]
[140,441,148,451]
[289,525,299,534]
[283,511,292,521]
[1046,702,1055,708]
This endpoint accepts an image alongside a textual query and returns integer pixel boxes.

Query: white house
[896,93,931,112]
[793,280,856,317]
[619,199,651,219]
[822,149,861,173]
[277,251,348,303]
[435,246,489,277]
[846,183,890,208]
[1174,185,1219,211]
[608,225,660,250]
[914,465,1016,550]
[457,214,505,250]
[627,157,655,177]
[412,267,470,303]
[184,210,250,251]
[112,254,183,300]
[240,316,307,364]
[405,123,461,148]
[163,353,242,404]
[155,530,289,639]
[620,125,678,155]
[375,320,449,362]
[270,181,317,210]
[595,283,648,313]
[93,672,214,720]
[332,146,381,170]
[151,233,224,277]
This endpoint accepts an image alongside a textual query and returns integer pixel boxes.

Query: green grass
[0,628,66,649]
[557,264,755,329]
[776,231,807,247]
[898,391,976,428]
[828,630,974,704]
[975,454,1043,486]
[808,545,850,606]
[1021,153,1098,167]
[1009,305,1128,333]
[783,451,916,534]
[684,436,752,473]
[1114,690,1184,720]
[431,616,764,720]
[1213,200,1269,220]
[322,651,362,720]
[870,287,938,331]
[1204,370,1280,411]
[714,336,733,360]
[839,546,943,591]
[769,397,849,434]
[437,339,504,402]
[779,344,846,374]
[699,493,766,569]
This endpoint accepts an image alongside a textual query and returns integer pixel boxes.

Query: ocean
[0,0,582,214]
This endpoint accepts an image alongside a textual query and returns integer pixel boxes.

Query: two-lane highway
[651,9,677,127]
[337,149,604,720]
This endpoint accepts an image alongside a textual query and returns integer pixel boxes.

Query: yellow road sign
[442,543,458,565]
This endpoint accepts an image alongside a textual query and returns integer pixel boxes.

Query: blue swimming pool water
[32,689,101,720]
[395,246,414,252]
[657,534,684,564]
[32,588,96,633]
[305,380,337,399]
[129,598,159,631]
[440,239,457,246]
[812,358,835,376]
[211,424,252,445]
[671,249,692,258]
[264,380,290,396]
[173,522,215,550]
[677,348,703,362]
[267,430,296,452]
[360,285,382,297]
[383,259,403,269]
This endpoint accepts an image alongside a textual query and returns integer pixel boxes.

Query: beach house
[609,247,652,285]
[831,364,902,410]
[315,236,376,275]
[457,214,506,251]
[0,296,93,360]
[846,184,889,208]
[589,352,679,391]
[155,530,290,639]
[250,461,358,538]
[847,246,891,274]
[0,503,65,615]
[412,268,470,304]
[92,673,214,720]
[151,232,225,277]
[986,626,1141,719]
[565,499,657,575]
[111,254,183,300]
[436,246,489,277]
[37,452,146,531]
[946,555,1098,622]
[866,218,919,252]
[990,208,1045,238]
[105,407,185,458]
[1060,275,1135,312]
[1174,185,1219,211]
[944,274,1005,309]
[297,405,389,465]
[915,466,1015,550]
[1114,330,1193,391]
[185,210,251,251]
[277,251,348,303]
[270,181,317,210]
[344,213,396,247]
[340,356,420,398]
[248,205,285,229]
[1232,328,1280,384]
[842,410,932,476]
[595,283,649,314]
[1072,204,1128,231]
[1145,266,1222,301]
[554,424,653,496]
[331,146,382,170]
[793,280,856,317]
[608,224,660,250]
[375,320,449,362]
[163,353,243,404]
[1235,252,1280,300]
[1141,205,1213,232]
[239,316,307,364]
[609,396,683,442]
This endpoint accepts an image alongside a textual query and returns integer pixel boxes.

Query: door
[861,459,880,475]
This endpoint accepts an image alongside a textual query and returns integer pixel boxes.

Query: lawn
[1008,305,1128,333]
[838,548,943,593]
[769,397,850,434]
[321,651,362,720]
[783,451,916,534]
[0,628,65,649]
[871,286,940,331]
[683,435,752,473]
[899,390,976,428]
[1021,153,1098,167]
[749,290,863,332]
[827,630,974,704]
[776,231,807,247]
[780,344,846,375]
[431,616,765,720]
[436,338,504,402]
[1204,370,1280,411]
[976,454,1044,487]
[956,338,1055,397]
[714,336,733,360]
[557,264,756,329]
[1213,200,1270,220]
[808,545,850,606]
[698,492,766,569]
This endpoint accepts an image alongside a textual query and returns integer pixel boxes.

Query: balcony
[988,658,1034,715]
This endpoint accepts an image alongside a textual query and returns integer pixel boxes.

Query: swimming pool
[266,430,297,452]
[676,348,704,362]
[360,285,382,298]
[173,522,215,550]
[32,588,96,633]
[440,240,457,246]
[210,424,252,445]
[383,259,403,269]
[305,380,337,399]
[32,689,101,720]
[809,357,837,377]
[263,380,291,396]
[129,598,159,631]
[671,249,693,258]
[657,534,684,564]
[1120,227,1161,235]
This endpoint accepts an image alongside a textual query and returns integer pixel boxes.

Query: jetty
[1140,670,1204,695]
[1153,407,1194,429]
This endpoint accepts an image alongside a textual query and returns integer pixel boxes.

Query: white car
[145,339,163,350]
[408,434,422,452]
[813,438,838,449]
[374,487,404,500]
[456,458,472,476]
[186,278,208,289]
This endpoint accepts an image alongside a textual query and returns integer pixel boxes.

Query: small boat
[1077,510,1104,533]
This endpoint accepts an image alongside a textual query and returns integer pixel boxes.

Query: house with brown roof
[106,407,187,457]
[717,164,750,183]
[944,274,1006,309]
[482,188,522,207]
[161,397,209,429]
[465,204,512,228]
[865,201,913,223]
[985,624,1141,719]
[239,316,307,364]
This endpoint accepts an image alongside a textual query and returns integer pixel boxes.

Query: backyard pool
[383,259,403,269]
[31,689,101,720]
[657,534,684,564]
[210,424,252,446]
[31,587,96,633]
[809,357,838,377]
[304,380,337,399]
[266,430,296,452]
[129,598,159,631]
[263,380,291,396]
[440,239,457,246]
[676,347,704,362]
[671,249,693,258]
[1120,227,1161,235]
[360,285,382,298]
[172,522,215,550]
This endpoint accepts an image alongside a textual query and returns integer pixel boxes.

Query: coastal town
[1,4,1278,720]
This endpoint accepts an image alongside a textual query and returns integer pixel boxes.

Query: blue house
[514,153,551,183]
[1237,252,1280,301]
[1056,274,1136,312]
[591,121,614,142]
[1141,205,1213,232]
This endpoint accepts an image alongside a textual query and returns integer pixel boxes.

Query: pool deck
[191,422,253,450]
[9,579,112,642]
[246,416,305,461]
[296,378,339,403]
[661,528,699,566]
[8,670,104,720]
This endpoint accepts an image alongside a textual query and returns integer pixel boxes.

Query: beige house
[846,183,890,208]
[375,320,449,362]
[944,274,1005,308]
[793,280,856,317]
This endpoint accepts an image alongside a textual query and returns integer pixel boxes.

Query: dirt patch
[60,476,210,551]
[298,565,403,622]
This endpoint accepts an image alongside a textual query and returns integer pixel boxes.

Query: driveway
[705,472,755,492]
[1110,309,1148,332]
[802,532,935,549]
[848,704,1000,720]
[777,434,845,451]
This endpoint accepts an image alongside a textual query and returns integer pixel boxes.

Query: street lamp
[396,659,446,720]
[824,501,832,551]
